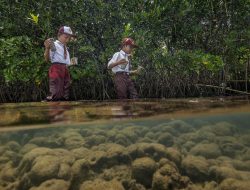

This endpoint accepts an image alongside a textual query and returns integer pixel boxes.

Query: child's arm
[108,59,127,69]
[129,69,139,75]
[44,39,51,62]
[130,66,144,75]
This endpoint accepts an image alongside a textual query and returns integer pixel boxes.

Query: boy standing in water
[43,26,76,101]
[108,38,140,99]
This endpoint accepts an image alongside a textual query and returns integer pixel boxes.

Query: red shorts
[48,63,71,100]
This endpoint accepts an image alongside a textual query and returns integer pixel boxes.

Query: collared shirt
[108,50,132,74]
[50,40,70,65]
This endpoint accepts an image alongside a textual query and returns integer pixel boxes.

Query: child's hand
[137,65,144,72]
[44,39,51,49]
[130,69,139,75]
[130,66,144,75]
[117,59,128,65]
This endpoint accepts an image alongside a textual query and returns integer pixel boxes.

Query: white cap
[58,26,76,37]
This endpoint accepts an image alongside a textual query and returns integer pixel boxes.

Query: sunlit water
[0,97,250,190]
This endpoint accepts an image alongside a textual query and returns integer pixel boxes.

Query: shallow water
[0,97,250,190]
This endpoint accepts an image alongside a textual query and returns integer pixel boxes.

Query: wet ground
[0,97,250,190]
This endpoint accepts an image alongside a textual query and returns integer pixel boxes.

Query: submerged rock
[16,148,75,190]
[209,166,239,181]
[212,122,236,136]
[70,159,91,190]
[177,128,216,145]
[60,129,85,150]
[157,133,174,147]
[80,179,125,190]
[30,155,60,180]
[6,141,21,152]
[71,147,92,160]
[64,135,85,150]
[0,181,19,190]
[100,165,131,182]
[126,182,146,190]
[0,142,21,166]
[241,148,250,161]
[185,182,219,190]
[28,136,63,148]
[234,160,250,171]
[137,137,154,144]
[239,134,250,146]
[20,144,38,155]
[195,130,217,143]
[18,147,53,169]
[153,121,193,141]
[209,166,250,182]
[114,134,133,146]
[220,142,245,158]
[183,141,196,151]
[132,157,157,188]
[152,162,190,190]
[0,162,17,183]
[71,159,90,178]
[120,126,141,143]
[214,156,250,173]
[203,181,219,190]
[165,147,182,165]
[29,179,70,190]
[145,132,156,140]
[0,150,21,166]
[85,135,106,147]
[190,143,221,159]
[126,143,181,164]
[219,178,250,190]
[90,143,130,168]
[167,120,193,133]
[181,155,210,181]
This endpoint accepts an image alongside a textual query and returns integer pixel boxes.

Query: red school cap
[122,38,139,48]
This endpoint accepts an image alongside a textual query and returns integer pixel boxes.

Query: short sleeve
[108,52,120,67]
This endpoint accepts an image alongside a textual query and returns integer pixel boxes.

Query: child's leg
[48,64,65,101]
[63,67,71,100]
[128,77,138,99]
[114,74,128,99]
[49,78,64,100]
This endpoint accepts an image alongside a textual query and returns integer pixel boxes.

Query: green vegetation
[0,0,249,102]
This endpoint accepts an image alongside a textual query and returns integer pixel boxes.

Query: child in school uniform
[43,26,76,101]
[108,38,140,99]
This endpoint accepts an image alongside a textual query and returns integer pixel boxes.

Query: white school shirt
[50,40,70,65]
[108,50,131,74]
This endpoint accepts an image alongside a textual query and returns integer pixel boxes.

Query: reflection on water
[0,97,250,190]
[0,97,249,129]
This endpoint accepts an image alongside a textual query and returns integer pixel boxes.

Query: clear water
[0,97,250,190]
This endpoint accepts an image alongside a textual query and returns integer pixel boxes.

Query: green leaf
[29,13,39,24]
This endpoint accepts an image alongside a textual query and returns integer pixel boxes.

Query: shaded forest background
[0,0,249,102]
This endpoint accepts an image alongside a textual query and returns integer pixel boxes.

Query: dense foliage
[0,0,249,102]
